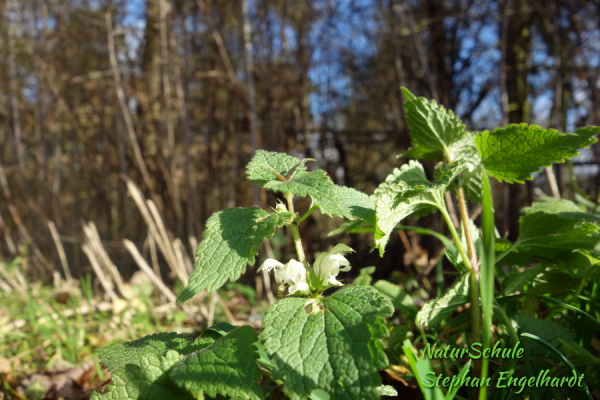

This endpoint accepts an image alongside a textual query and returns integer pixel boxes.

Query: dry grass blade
[82,222,126,298]
[81,243,118,302]
[123,239,177,304]
[124,176,189,285]
[47,220,72,282]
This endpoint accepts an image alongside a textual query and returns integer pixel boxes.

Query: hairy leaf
[246,150,310,186]
[170,326,263,400]
[514,199,600,259]
[92,350,194,400]
[416,274,470,328]
[96,333,211,372]
[260,285,393,400]
[475,124,599,183]
[333,185,376,224]
[374,160,466,255]
[247,150,375,223]
[402,87,466,160]
[177,208,290,304]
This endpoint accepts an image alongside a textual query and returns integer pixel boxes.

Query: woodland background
[1,0,599,286]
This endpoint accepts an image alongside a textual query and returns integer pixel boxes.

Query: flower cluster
[258,244,354,295]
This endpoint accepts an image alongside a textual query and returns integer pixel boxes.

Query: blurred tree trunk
[502,0,533,239]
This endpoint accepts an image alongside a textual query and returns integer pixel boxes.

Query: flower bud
[275,202,288,213]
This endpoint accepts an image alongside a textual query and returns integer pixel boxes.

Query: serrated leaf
[402,87,466,160]
[92,350,194,400]
[514,199,600,259]
[260,286,394,400]
[178,208,289,304]
[416,274,470,328]
[264,168,374,222]
[96,333,211,373]
[247,151,375,223]
[170,326,263,400]
[333,185,376,224]
[475,124,600,183]
[374,160,467,256]
[246,150,310,186]
[450,133,483,203]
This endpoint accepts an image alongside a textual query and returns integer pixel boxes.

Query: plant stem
[298,205,318,223]
[455,187,482,381]
[285,192,306,263]
[457,187,478,271]
[469,272,482,344]
[439,207,473,273]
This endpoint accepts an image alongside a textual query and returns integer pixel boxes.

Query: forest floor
[0,271,260,400]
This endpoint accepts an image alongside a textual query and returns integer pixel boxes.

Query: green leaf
[333,185,376,224]
[96,332,210,373]
[352,266,377,286]
[170,326,264,400]
[402,339,445,400]
[449,133,483,203]
[386,326,413,364]
[373,280,417,315]
[416,274,470,328]
[177,208,290,304]
[260,285,393,400]
[521,333,592,400]
[92,351,194,400]
[402,87,466,161]
[247,150,311,186]
[475,124,600,183]
[374,160,467,256]
[513,199,600,259]
[247,151,375,223]
[502,266,544,295]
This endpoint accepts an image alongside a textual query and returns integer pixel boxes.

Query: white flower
[313,243,354,288]
[258,258,309,295]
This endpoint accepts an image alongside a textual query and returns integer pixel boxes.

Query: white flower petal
[289,281,310,294]
[312,244,354,289]
[258,258,284,273]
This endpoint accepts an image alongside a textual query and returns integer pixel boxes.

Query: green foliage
[96,333,210,372]
[374,160,466,255]
[246,150,374,221]
[169,326,263,400]
[94,91,600,400]
[92,350,194,400]
[373,280,417,315]
[246,150,312,186]
[177,208,291,304]
[416,274,470,328]
[401,87,466,161]
[475,124,600,183]
[260,286,393,400]
[93,333,209,399]
[514,198,600,258]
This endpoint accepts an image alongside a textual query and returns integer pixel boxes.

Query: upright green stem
[455,187,481,345]
[285,192,306,263]
[439,207,472,273]
[457,188,478,271]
